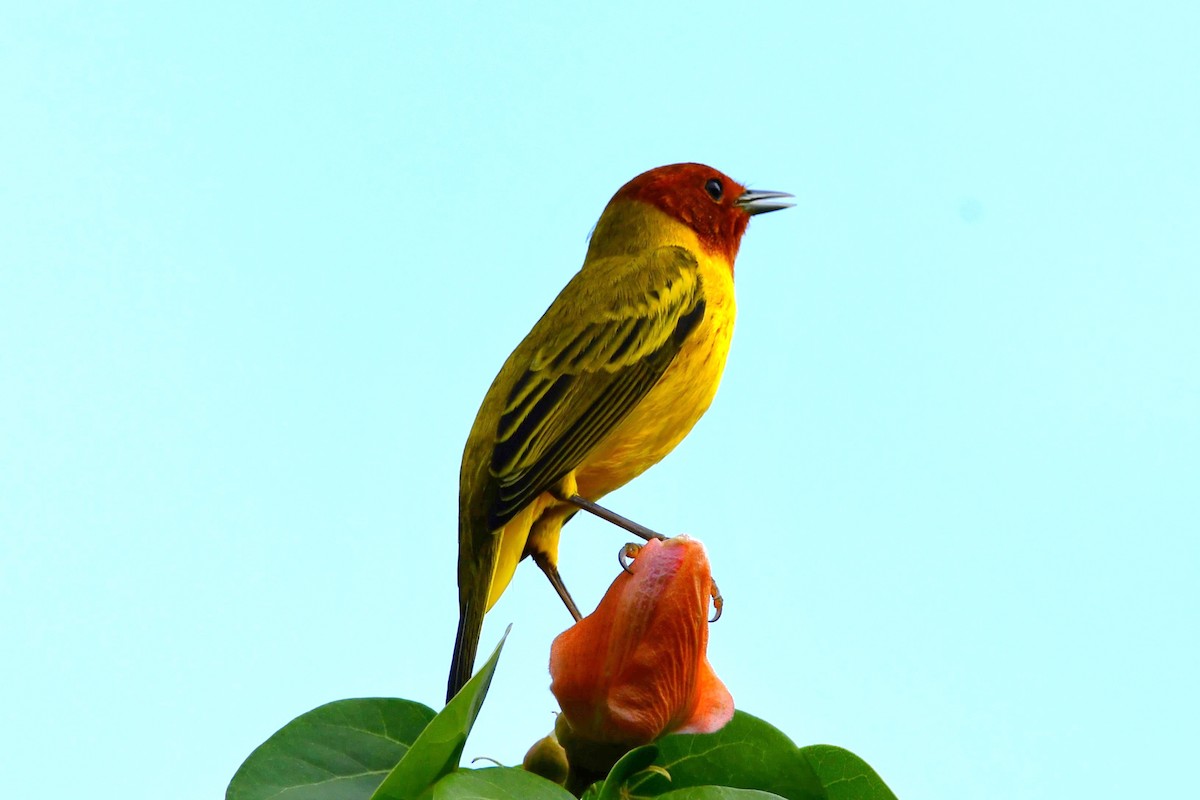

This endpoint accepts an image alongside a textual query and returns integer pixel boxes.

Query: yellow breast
[574,236,737,499]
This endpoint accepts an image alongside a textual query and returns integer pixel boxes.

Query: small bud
[522,733,568,787]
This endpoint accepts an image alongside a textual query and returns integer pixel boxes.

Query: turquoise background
[2,3,1196,797]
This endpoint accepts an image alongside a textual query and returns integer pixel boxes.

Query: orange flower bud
[549,536,733,750]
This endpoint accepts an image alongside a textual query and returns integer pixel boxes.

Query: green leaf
[370,627,510,800]
[420,767,575,799]
[226,698,436,800]
[588,745,659,800]
[800,745,897,800]
[656,789,788,800]
[628,711,824,800]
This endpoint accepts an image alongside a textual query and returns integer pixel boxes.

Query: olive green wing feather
[485,245,706,530]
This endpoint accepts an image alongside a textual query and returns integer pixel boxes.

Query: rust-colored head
[611,163,792,262]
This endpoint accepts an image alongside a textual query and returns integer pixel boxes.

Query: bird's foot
[709,577,724,623]
[616,541,723,622]
[617,542,642,573]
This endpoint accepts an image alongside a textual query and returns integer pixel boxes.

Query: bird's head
[594,163,793,264]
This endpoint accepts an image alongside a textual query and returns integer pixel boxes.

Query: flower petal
[673,656,734,735]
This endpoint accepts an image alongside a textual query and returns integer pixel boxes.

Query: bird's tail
[447,518,495,704]
[447,592,484,703]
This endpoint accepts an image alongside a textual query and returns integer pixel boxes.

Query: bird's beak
[735,189,795,215]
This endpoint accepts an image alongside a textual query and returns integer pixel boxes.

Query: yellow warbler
[449,163,791,701]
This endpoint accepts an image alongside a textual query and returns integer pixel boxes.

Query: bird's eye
[704,178,723,201]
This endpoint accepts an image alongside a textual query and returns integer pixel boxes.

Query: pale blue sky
[2,3,1197,798]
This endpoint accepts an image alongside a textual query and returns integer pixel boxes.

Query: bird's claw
[709,578,724,623]
[618,542,643,574]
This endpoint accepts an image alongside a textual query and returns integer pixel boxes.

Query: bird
[448,163,792,702]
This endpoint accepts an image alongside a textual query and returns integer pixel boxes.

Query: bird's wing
[485,245,705,530]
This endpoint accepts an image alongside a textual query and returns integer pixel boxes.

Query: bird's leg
[564,494,665,542]
[532,551,583,622]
